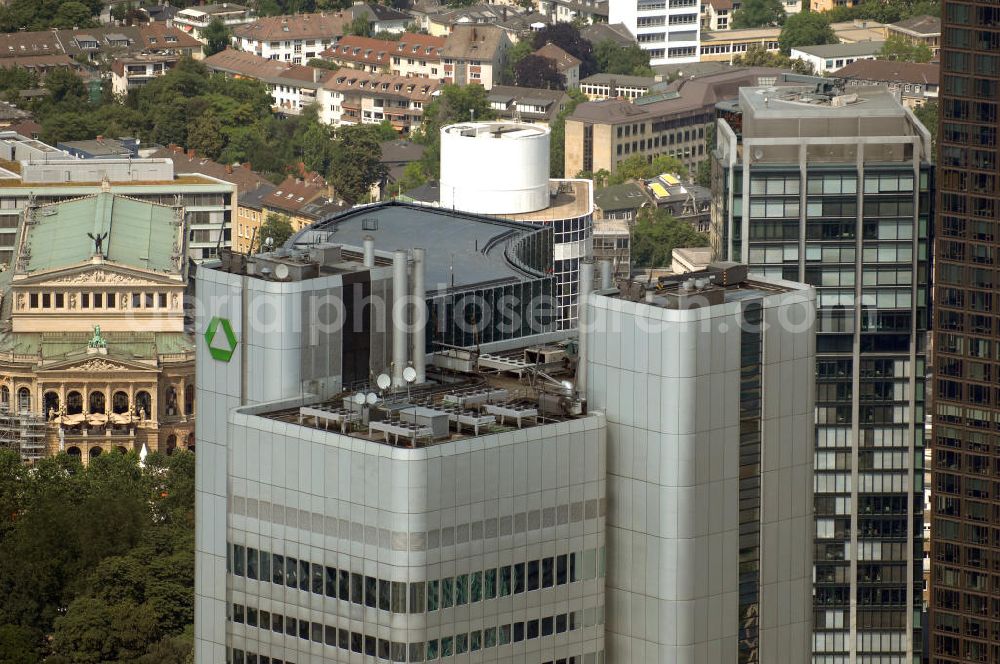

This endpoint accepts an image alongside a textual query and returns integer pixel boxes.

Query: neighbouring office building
[928,1,1000,663]
[194,240,607,664]
[438,122,593,329]
[714,82,933,663]
[607,0,701,66]
[193,236,818,664]
[585,263,816,663]
[0,132,236,264]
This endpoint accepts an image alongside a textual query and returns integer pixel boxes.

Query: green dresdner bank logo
[205,316,238,362]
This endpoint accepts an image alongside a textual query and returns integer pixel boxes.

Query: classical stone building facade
[0,191,195,462]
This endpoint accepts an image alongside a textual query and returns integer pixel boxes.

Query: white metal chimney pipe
[363,235,375,268]
[412,247,427,384]
[599,259,613,290]
[576,258,593,398]
[392,249,408,388]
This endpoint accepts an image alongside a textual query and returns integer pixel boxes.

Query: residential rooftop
[580,73,657,88]
[834,59,939,86]
[533,42,581,72]
[594,182,648,213]
[790,41,885,58]
[570,67,788,123]
[232,11,349,41]
[888,15,941,36]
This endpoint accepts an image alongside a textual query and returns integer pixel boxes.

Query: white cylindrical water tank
[439,122,551,215]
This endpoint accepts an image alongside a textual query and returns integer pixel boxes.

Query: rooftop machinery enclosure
[439,122,551,215]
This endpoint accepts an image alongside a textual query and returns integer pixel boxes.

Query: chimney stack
[412,247,427,384]
[576,259,593,399]
[391,249,409,388]
[363,235,375,267]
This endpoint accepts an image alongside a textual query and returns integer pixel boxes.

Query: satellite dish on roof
[402,366,417,383]
[366,392,378,405]
[274,263,290,280]
[376,373,391,390]
[353,392,366,405]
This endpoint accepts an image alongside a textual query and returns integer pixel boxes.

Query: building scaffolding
[0,407,47,462]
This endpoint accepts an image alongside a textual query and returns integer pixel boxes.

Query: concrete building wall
[219,407,607,663]
[586,283,815,663]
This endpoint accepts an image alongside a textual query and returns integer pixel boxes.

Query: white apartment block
[232,13,347,65]
[608,0,701,66]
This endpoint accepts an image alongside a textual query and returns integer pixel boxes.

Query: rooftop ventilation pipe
[363,235,375,267]
[392,249,408,388]
[576,258,593,399]
[599,259,613,290]
[412,247,427,384]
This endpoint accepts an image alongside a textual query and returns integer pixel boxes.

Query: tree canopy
[549,88,587,178]
[532,23,597,77]
[878,34,933,63]
[630,207,709,268]
[731,0,787,29]
[778,11,837,55]
[732,44,815,74]
[608,154,689,186]
[259,212,294,250]
[593,40,653,77]
[0,0,101,31]
[0,449,195,663]
[514,54,565,90]
[328,124,389,205]
[202,18,232,57]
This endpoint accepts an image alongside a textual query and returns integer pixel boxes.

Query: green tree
[630,208,709,268]
[44,67,87,104]
[608,153,688,185]
[732,44,815,74]
[328,125,389,205]
[52,1,95,28]
[0,624,42,664]
[515,54,565,90]
[502,39,535,85]
[593,40,653,76]
[731,0,786,28]
[532,23,597,76]
[395,160,428,195]
[549,88,587,178]
[778,11,837,55]
[878,34,933,63]
[202,17,232,57]
[347,14,371,36]
[259,212,294,249]
[186,111,225,159]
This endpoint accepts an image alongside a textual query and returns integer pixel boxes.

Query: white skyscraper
[608,0,701,66]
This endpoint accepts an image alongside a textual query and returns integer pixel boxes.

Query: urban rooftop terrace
[258,365,588,449]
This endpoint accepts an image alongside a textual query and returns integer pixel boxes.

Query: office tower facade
[584,263,816,662]
[714,84,933,663]
[195,215,606,664]
[607,0,701,66]
[928,1,1000,662]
